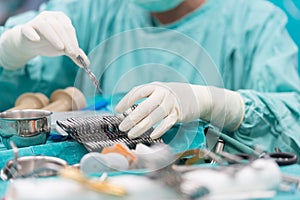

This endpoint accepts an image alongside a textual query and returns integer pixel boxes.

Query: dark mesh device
[56,106,163,152]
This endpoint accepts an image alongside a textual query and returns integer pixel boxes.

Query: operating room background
[0,0,48,25]
[0,0,299,74]
[269,0,300,75]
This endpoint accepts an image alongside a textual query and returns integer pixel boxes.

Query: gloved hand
[115,82,245,139]
[0,11,89,70]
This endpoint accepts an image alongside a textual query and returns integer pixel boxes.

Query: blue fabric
[0,0,299,158]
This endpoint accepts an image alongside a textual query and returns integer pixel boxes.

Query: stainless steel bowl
[0,109,52,149]
[0,156,67,180]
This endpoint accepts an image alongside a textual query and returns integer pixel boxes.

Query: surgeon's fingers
[127,101,172,139]
[150,110,178,139]
[55,12,80,58]
[41,12,89,68]
[30,16,64,51]
[21,25,40,42]
[119,90,164,132]
[115,84,157,113]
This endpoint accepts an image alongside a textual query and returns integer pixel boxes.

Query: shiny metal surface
[0,109,52,148]
[56,105,162,152]
[76,55,102,94]
[0,156,67,180]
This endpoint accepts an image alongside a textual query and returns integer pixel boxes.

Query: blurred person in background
[0,0,48,25]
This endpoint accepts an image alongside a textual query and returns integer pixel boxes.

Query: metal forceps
[76,55,103,93]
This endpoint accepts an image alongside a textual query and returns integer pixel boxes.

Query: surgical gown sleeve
[227,4,300,155]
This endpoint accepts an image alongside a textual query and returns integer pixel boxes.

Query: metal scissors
[232,152,298,166]
[205,127,298,166]
[262,151,298,166]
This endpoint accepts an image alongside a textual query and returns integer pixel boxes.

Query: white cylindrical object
[80,152,129,175]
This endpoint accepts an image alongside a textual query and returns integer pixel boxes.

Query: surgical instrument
[224,145,299,166]
[268,152,298,166]
[235,152,298,166]
[205,127,260,156]
[56,105,163,152]
[76,55,102,94]
[206,127,298,166]
[175,148,225,166]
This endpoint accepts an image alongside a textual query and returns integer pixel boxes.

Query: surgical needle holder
[76,55,102,94]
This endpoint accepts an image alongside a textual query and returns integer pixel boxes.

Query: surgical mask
[131,0,184,12]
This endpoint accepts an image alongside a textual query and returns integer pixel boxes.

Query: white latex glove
[115,82,245,139]
[0,11,89,70]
